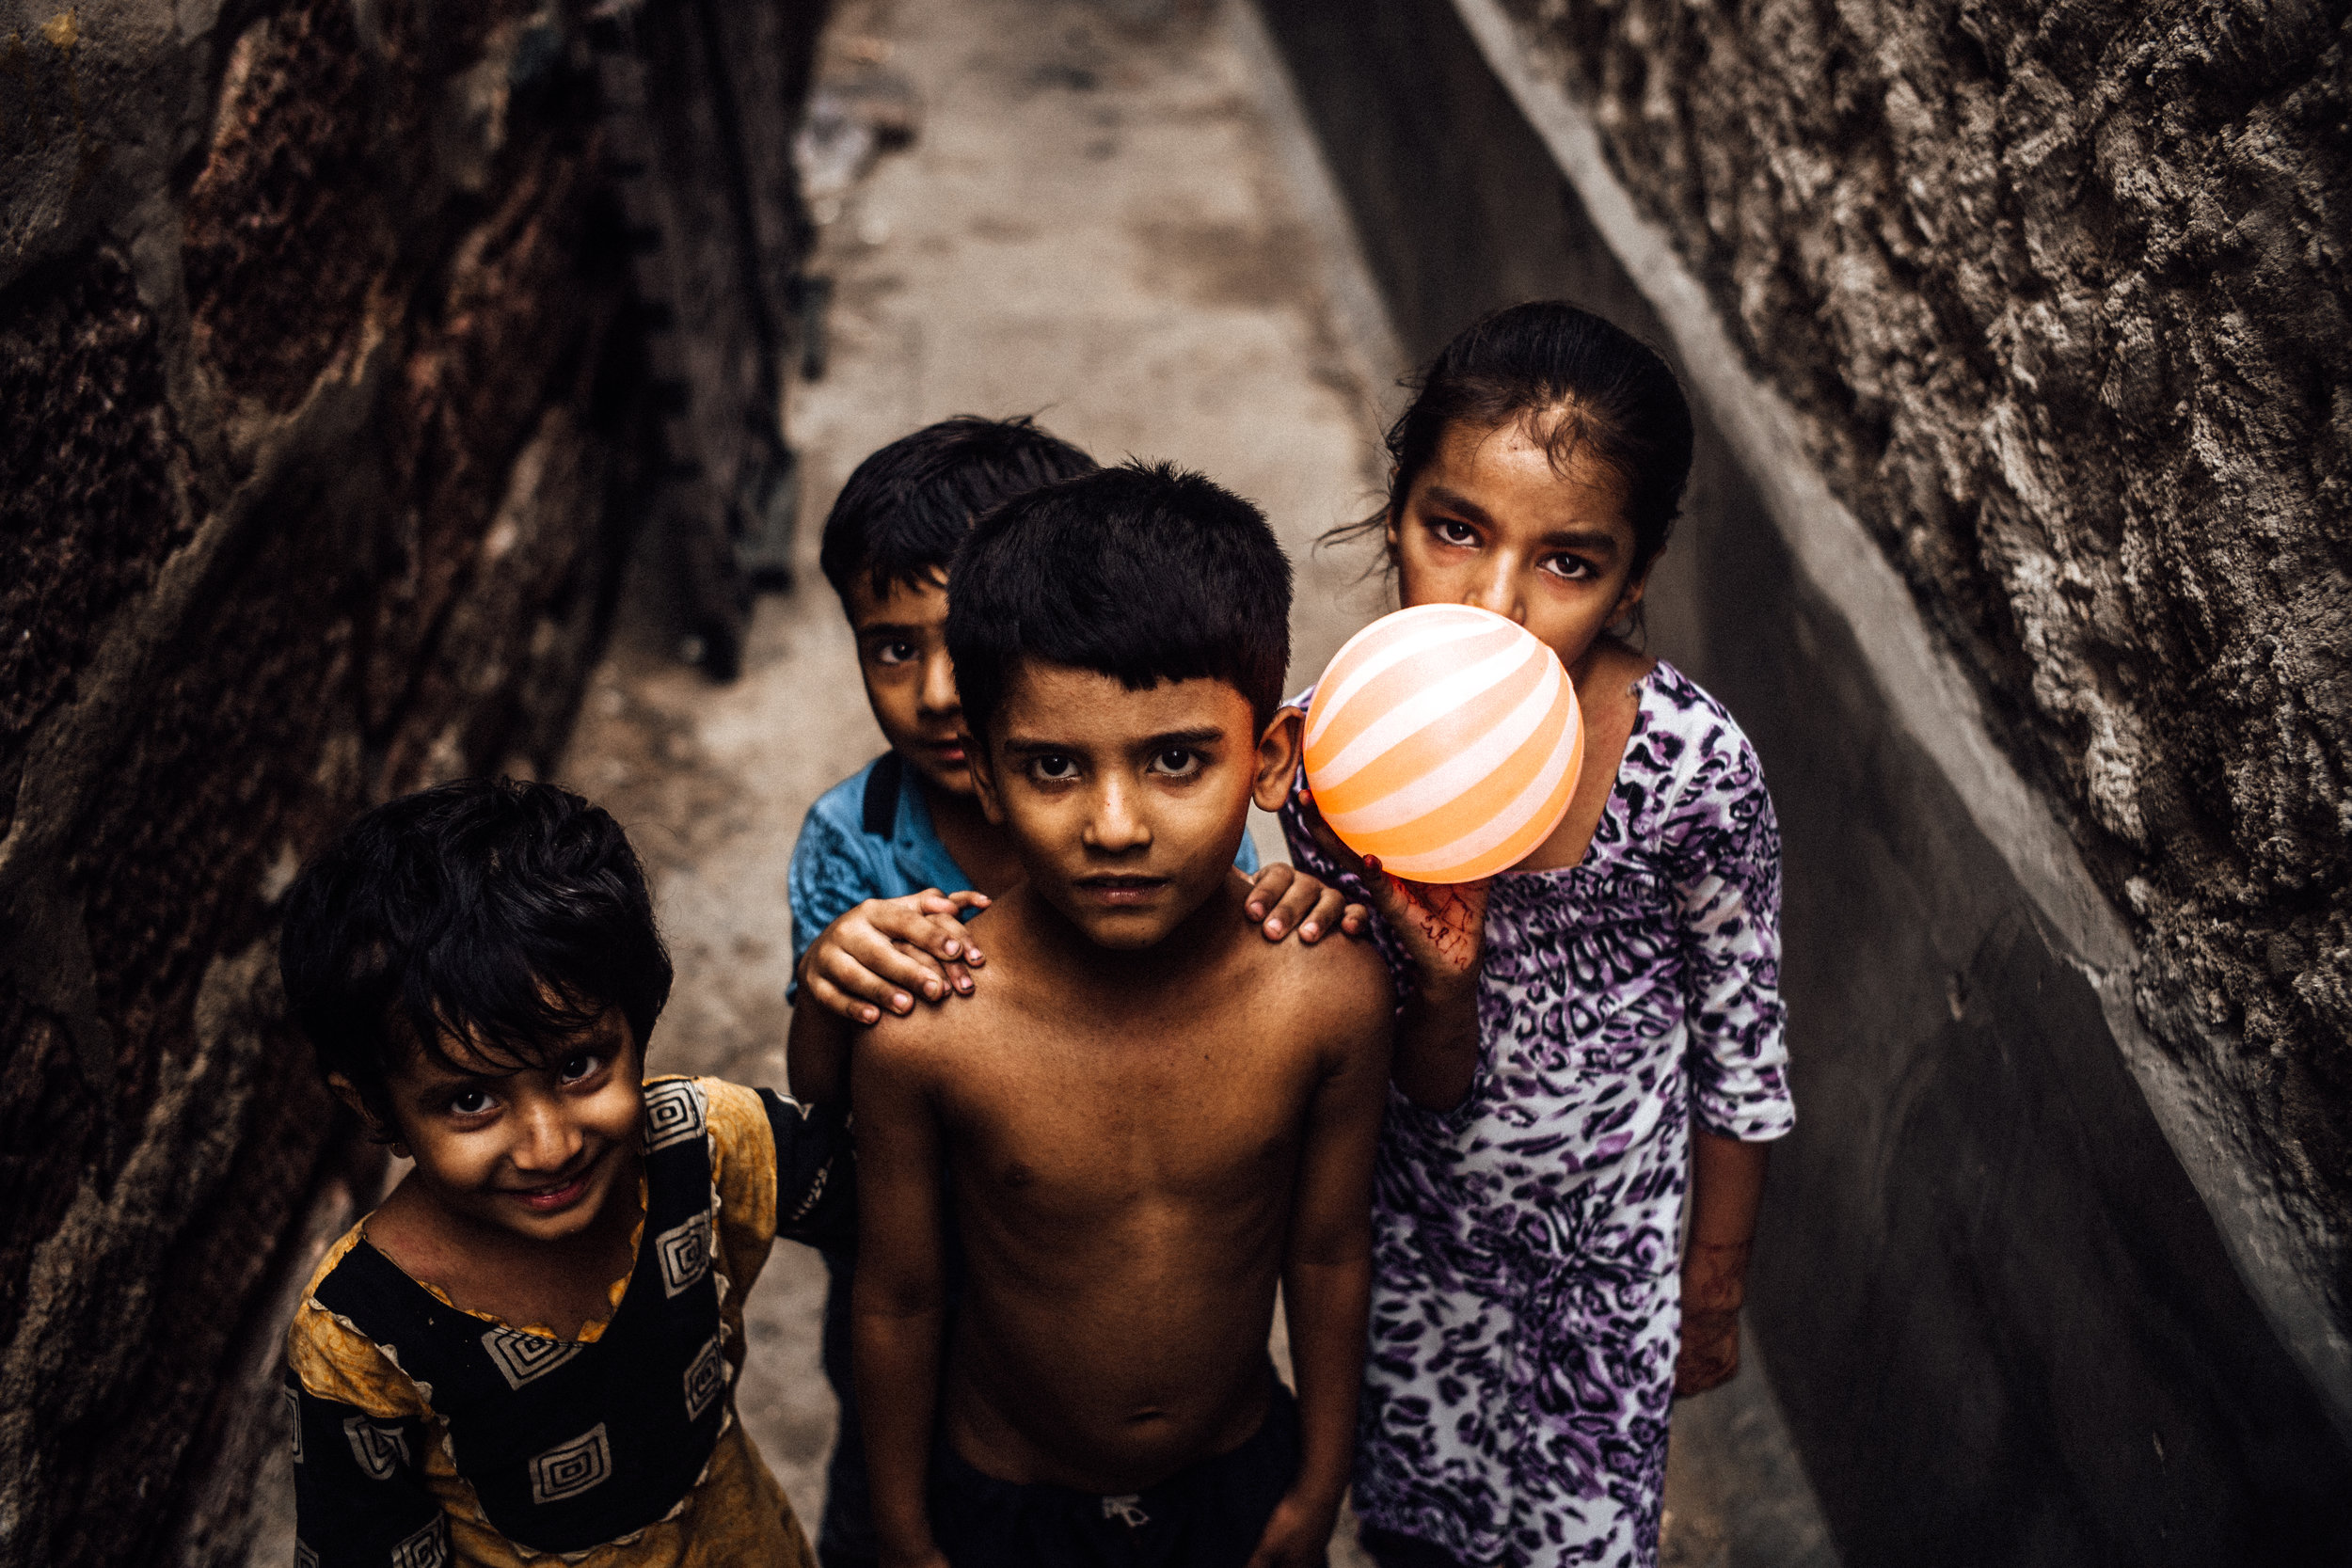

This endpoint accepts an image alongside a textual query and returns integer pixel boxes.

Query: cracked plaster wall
[0,1,651,1561]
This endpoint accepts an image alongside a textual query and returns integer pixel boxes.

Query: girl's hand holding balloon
[1289,774,1488,1110]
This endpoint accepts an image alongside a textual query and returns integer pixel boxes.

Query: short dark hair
[279,779,673,1123]
[946,461,1292,740]
[818,415,1098,606]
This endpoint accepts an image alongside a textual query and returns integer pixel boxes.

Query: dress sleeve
[1666,726,1796,1143]
[701,1075,858,1260]
[760,1088,856,1248]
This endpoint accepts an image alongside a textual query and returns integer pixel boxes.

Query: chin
[919,760,976,795]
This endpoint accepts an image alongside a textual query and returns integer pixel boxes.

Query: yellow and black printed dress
[283,1076,850,1567]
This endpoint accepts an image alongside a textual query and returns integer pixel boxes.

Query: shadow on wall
[1251,0,2352,1562]
[0,0,822,1562]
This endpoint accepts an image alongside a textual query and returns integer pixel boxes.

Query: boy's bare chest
[941,1011,1318,1211]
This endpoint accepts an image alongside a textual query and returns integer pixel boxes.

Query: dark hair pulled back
[1347,301,1694,580]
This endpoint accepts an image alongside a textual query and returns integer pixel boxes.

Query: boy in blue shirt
[785,418,1361,1567]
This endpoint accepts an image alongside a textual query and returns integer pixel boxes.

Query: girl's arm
[1370,877,1486,1110]
[1669,726,1796,1396]
[1282,772,1488,1110]
[1677,1130,1768,1395]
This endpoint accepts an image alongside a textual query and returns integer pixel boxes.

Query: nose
[1084,776,1152,854]
[509,1092,584,1176]
[917,647,960,718]
[1463,557,1526,626]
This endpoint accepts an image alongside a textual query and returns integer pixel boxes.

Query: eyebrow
[1420,484,1493,525]
[1539,529,1623,554]
[854,622,929,638]
[1000,726,1229,754]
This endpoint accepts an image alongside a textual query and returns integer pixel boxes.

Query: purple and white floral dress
[1281,658,1794,1568]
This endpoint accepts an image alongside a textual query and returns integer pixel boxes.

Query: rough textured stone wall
[0,1,650,1561]
[1499,0,2352,1323]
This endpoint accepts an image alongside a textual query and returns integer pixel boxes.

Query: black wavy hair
[1334,300,1694,582]
[946,460,1293,739]
[279,778,673,1124]
[818,414,1099,607]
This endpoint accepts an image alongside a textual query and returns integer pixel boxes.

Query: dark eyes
[1429,518,1477,546]
[1426,516,1597,581]
[443,1052,604,1117]
[1150,749,1203,779]
[871,641,917,666]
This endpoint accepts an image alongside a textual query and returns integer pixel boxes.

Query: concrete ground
[246,0,1841,1561]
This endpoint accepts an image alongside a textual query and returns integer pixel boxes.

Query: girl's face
[1387,415,1648,676]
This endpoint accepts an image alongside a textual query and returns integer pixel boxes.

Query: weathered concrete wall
[1491,0,2352,1370]
[1256,0,2352,1560]
[0,1,650,1561]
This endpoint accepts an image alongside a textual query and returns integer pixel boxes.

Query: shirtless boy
[852,463,1394,1568]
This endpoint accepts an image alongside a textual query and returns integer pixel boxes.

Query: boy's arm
[1253,979,1393,1568]
[851,1028,953,1568]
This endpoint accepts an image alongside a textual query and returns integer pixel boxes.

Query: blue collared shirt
[787,752,1260,996]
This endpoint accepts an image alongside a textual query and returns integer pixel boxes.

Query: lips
[509,1167,595,1214]
[1076,875,1168,906]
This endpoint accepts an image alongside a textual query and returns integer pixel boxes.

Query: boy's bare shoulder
[856,900,1022,1085]
[857,992,965,1085]
[1251,911,1393,1043]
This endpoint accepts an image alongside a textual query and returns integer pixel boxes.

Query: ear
[1252,705,1306,814]
[327,1073,407,1157]
[1611,557,1653,625]
[963,728,1007,825]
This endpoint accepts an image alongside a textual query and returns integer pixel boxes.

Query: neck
[1018,876,1236,993]
[921,774,993,836]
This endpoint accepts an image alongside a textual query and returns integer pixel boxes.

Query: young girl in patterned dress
[1282,301,1795,1568]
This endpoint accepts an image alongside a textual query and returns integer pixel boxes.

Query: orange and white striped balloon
[1302,604,1583,883]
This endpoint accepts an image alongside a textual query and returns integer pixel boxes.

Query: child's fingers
[1260,869,1327,941]
[868,903,984,968]
[801,970,885,1026]
[1243,863,1297,923]
[1293,882,1352,942]
[912,888,990,919]
[824,930,951,1008]
[1288,785,1371,881]
[1341,901,1370,935]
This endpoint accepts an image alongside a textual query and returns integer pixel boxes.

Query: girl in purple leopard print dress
[1283,303,1794,1568]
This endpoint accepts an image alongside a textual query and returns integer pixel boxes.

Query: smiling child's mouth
[510,1163,597,1213]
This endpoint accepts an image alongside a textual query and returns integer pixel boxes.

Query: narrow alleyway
[562,0,1403,1549]
[246,1,1837,1560]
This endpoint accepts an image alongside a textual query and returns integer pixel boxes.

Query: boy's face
[358,1008,645,1246]
[847,572,974,798]
[968,659,1299,950]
